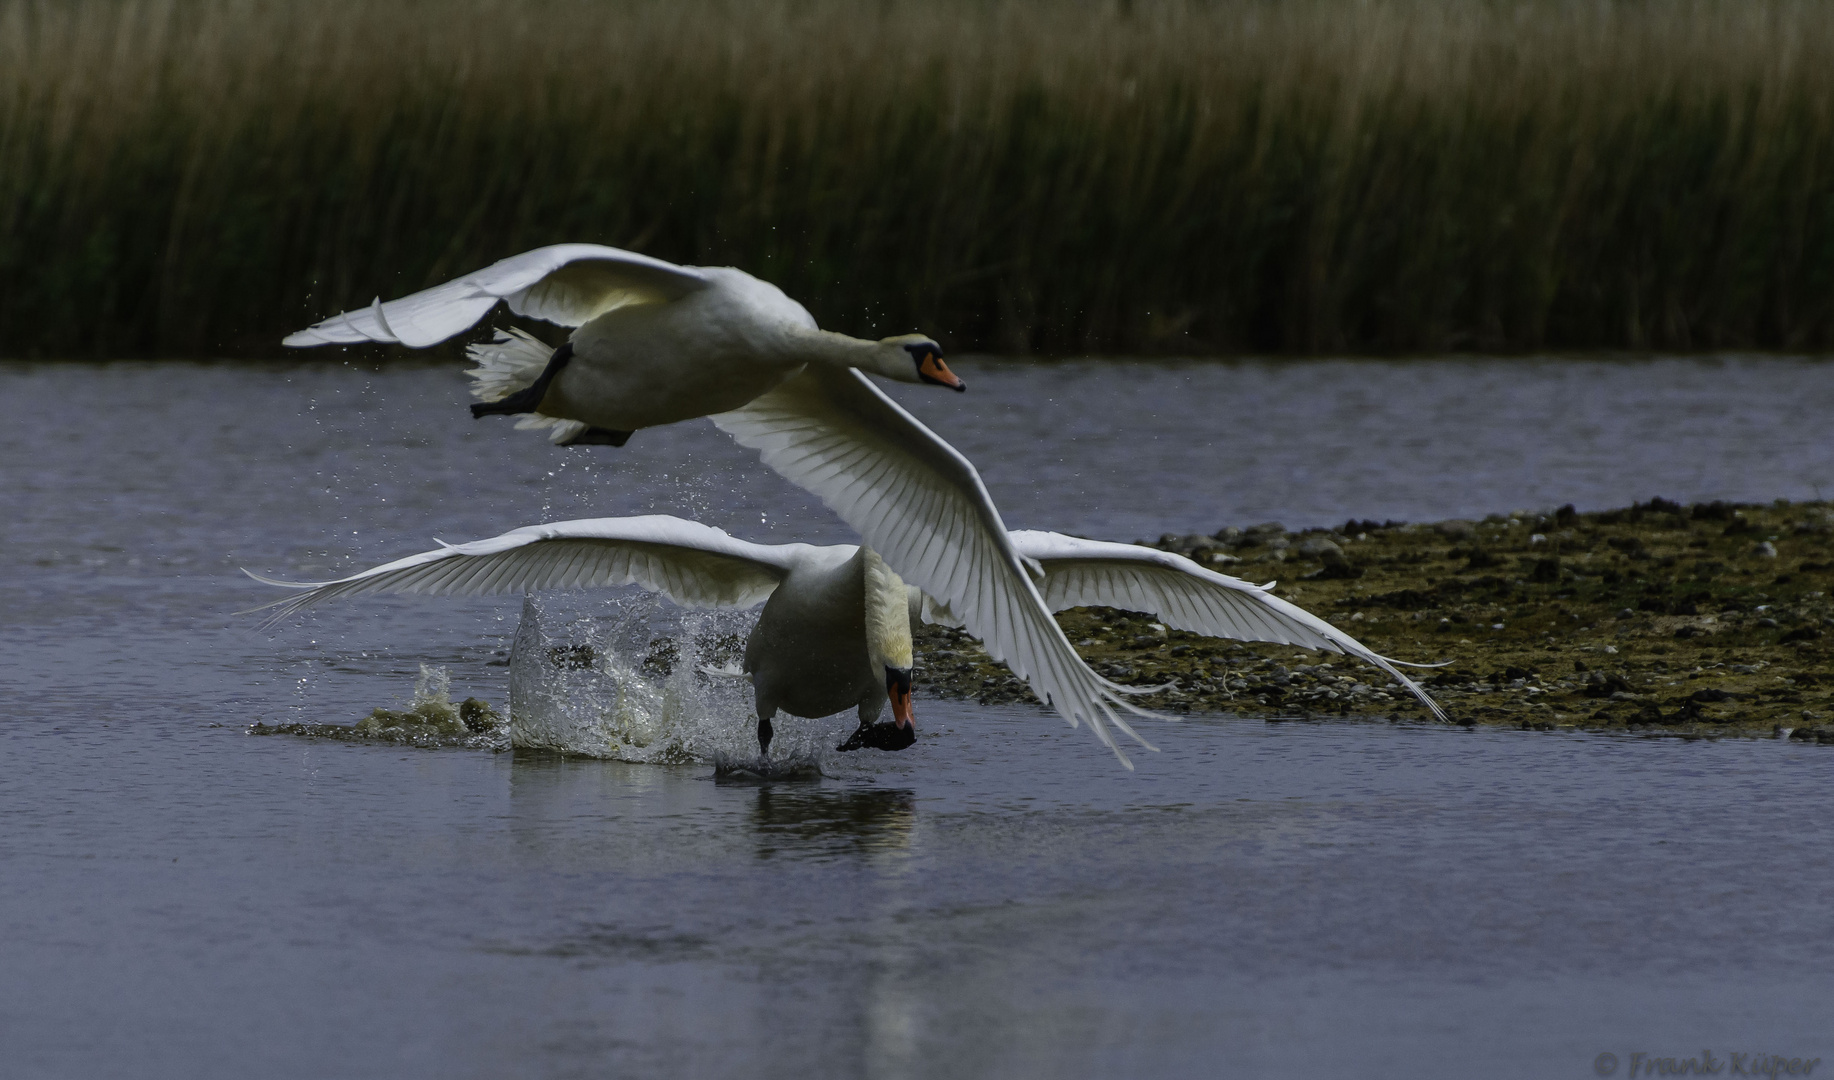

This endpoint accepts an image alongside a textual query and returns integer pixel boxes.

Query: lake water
[3,355,1832,1078]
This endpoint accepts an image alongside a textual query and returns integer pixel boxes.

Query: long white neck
[861,547,914,670]
[788,328,909,380]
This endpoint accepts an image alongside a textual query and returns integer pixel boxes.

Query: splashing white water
[508,591,788,763]
[412,663,451,710]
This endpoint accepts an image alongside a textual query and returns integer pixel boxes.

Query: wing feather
[713,367,1163,767]
[245,516,797,625]
[283,244,711,348]
[1009,531,1449,721]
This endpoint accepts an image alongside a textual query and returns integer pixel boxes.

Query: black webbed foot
[836,722,916,752]
[471,342,574,418]
[559,427,633,447]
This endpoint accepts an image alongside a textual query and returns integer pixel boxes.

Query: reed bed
[4,0,1833,357]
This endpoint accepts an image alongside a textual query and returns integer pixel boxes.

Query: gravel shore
[918,499,1834,742]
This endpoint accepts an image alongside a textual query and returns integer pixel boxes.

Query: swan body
[248,516,1448,764]
[747,545,914,745]
[543,269,800,430]
[284,245,964,438]
[284,245,1169,765]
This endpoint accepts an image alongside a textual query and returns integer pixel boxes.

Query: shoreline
[918,499,1834,744]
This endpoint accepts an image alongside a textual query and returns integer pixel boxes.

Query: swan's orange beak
[886,666,914,729]
[917,352,965,392]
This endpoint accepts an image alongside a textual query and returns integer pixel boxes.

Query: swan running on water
[248,516,1448,766]
[282,244,1169,762]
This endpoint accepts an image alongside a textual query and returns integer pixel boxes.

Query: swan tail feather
[464,327,588,443]
[464,327,552,402]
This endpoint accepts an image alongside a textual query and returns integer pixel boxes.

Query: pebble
[1755,541,1779,558]
[1159,532,1217,552]
[1296,537,1346,563]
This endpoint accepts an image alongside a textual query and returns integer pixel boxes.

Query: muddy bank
[918,499,1834,742]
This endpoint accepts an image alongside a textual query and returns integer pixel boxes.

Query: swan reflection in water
[748,786,918,861]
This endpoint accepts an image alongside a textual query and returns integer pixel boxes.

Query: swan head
[880,334,964,392]
[885,665,915,730]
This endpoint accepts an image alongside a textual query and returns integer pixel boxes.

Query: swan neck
[794,329,901,378]
[861,547,914,670]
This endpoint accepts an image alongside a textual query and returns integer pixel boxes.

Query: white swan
[247,516,1448,765]
[283,243,965,444]
[282,244,1167,763]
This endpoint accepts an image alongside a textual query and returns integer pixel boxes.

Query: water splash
[410,663,451,711]
[509,592,805,764]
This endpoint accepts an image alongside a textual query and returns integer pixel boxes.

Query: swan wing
[245,515,796,623]
[1009,531,1450,720]
[711,367,1163,767]
[283,244,711,348]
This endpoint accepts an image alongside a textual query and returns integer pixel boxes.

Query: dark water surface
[3,356,1832,1078]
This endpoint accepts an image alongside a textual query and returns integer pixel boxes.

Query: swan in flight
[281,244,1167,761]
[282,243,965,445]
[247,516,1448,766]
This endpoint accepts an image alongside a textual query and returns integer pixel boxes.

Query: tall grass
[3,0,1833,357]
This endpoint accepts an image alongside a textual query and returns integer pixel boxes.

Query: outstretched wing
[283,244,710,348]
[712,367,1165,768]
[246,515,799,624]
[1009,531,1449,721]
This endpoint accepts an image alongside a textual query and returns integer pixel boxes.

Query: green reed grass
[4,0,1833,357]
